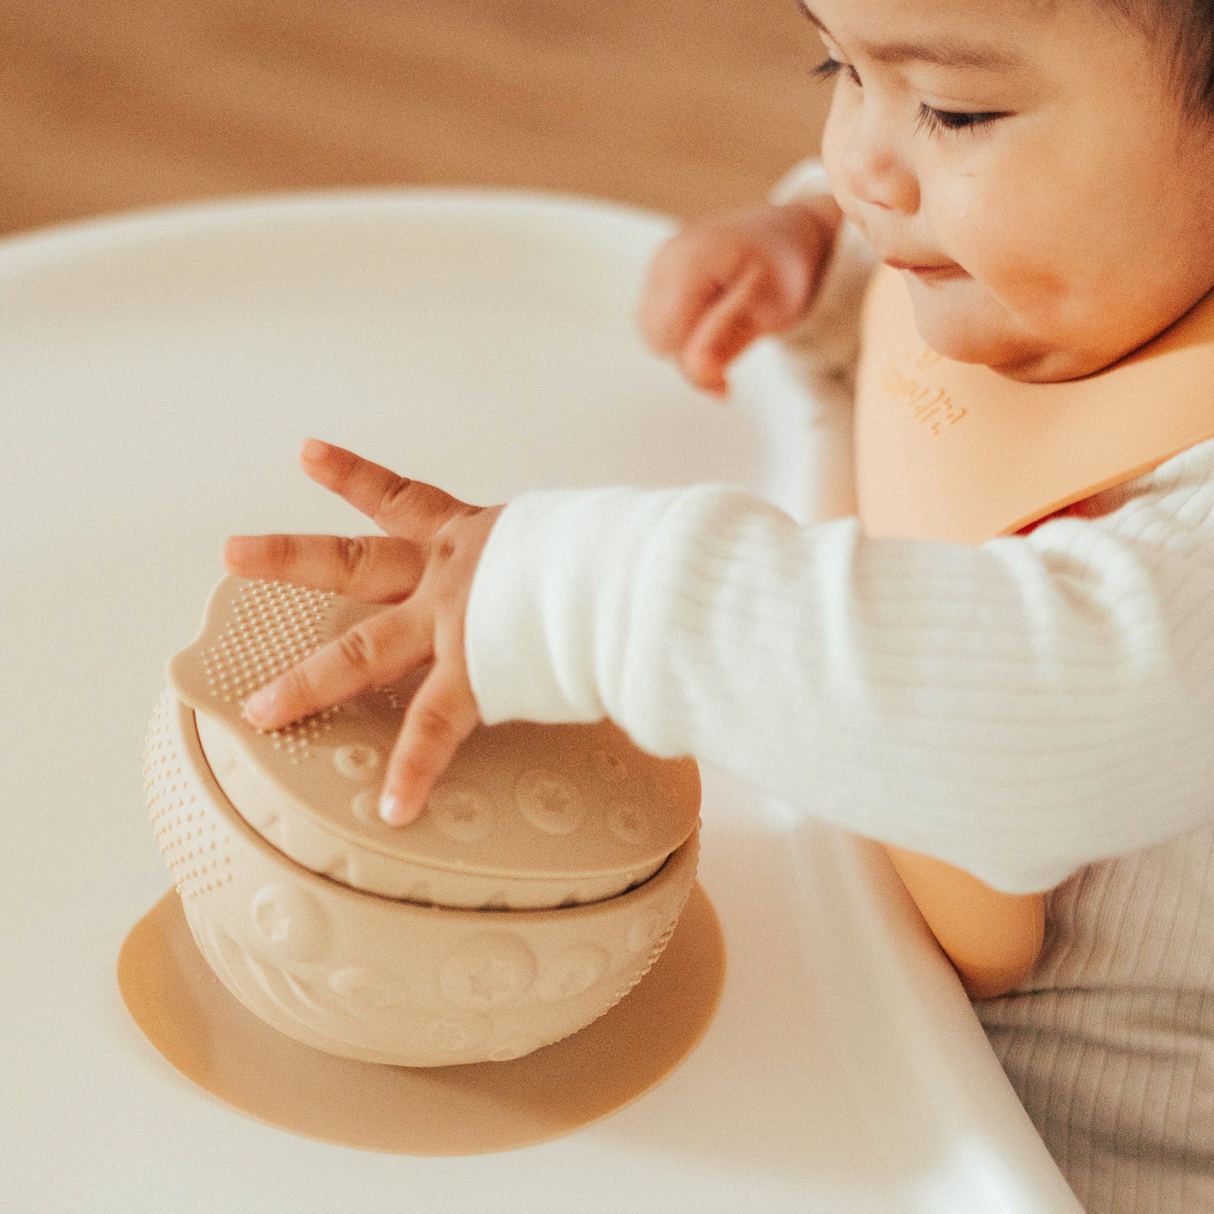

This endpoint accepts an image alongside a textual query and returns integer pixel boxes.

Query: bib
[855,266,1214,544]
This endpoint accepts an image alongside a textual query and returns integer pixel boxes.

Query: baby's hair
[1099,0,1214,119]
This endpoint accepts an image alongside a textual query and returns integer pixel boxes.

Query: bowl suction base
[118,883,724,1155]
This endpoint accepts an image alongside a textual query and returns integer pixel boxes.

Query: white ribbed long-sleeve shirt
[463,164,1214,1211]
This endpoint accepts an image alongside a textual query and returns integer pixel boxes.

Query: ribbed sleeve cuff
[464,486,690,729]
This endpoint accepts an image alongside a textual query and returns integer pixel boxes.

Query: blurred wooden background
[0,0,832,237]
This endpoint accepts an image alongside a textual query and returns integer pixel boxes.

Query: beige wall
[0,0,832,236]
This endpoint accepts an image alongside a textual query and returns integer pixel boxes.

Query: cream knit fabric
[463,163,1214,1210]
[983,829,1214,1212]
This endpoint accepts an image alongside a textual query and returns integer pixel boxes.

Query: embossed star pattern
[467,957,521,1006]
[254,897,291,942]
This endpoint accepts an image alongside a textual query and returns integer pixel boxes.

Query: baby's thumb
[678,264,772,393]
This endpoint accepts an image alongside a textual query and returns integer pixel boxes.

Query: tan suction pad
[168,577,701,908]
[118,883,725,1155]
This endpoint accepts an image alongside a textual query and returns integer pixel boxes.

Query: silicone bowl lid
[168,578,701,904]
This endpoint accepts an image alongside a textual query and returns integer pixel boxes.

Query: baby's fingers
[640,241,732,359]
[378,660,480,826]
[300,439,474,542]
[679,263,767,394]
[243,604,429,732]
[224,533,424,603]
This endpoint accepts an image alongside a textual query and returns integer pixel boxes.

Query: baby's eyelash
[813,56,860,86]
[814,56,1006,137]
[914,105,1005,136]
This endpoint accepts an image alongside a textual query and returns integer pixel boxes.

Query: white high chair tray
[0,190,1083,1213]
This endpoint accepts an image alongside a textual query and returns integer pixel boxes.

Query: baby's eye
[813,56,861,87]
[915,104,1005,136]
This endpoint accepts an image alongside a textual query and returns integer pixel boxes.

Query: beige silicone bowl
[143,577,701,1066]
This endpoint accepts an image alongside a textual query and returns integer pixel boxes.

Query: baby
[224,0,1214,1209]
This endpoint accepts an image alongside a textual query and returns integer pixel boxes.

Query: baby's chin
[907,284,1088,383]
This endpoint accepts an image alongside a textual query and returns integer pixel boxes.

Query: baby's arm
[640,197,842,395]
[465,450,1214,903]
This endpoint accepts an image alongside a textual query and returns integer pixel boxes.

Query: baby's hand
[640,198,842,396]
[224,439,503,827]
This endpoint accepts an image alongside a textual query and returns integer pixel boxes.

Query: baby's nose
[838,118,920,215]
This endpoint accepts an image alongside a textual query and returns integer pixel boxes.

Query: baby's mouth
[884,258,968,282]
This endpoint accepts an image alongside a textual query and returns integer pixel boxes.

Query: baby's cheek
[938,200,1067,330]
[979,256,1073,330]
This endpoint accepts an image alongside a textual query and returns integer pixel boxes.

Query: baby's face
[811,0,1214,381]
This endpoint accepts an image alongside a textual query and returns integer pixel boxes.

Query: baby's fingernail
[379,793,412,826]
[244,686,275,725]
